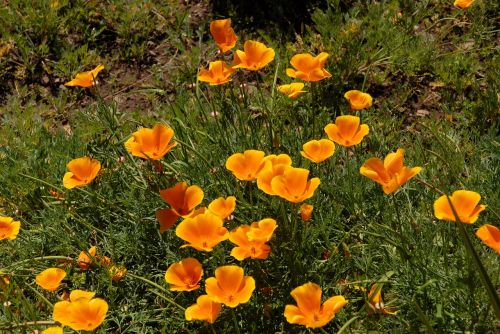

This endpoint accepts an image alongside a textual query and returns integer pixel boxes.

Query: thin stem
[0,321,56,331]
[230,308,241,334]
[1,256,74,271]
[127,273,185,311]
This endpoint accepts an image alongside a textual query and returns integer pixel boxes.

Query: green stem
[1,256,74,271]
[127,273,185,311]
[0,321,56,331]
[230,308,241,334]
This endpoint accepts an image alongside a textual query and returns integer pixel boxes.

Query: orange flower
[360,149,421,194]
[185,295,222,324]
[277,83,306,99]
[367,284,397,315]
[65,64,104,87]
[256,154,293,195]
[77,246,97,270]
[208,196,236,220]
[108,265,127,282]
[41,327,63,334]
[284,282,347,328]
[175,212,228,251]
[210,19,237,53]
[205,265,255,307]
[0,216,21,240]
[229,225,271,260]
[35,268,66,292]
[247,218,277,242]
[62,156,101,189]
[300,204,313,222]
[476,224,500,254]
[53,289,108,331]
[454,0,475,9]
[226,150,267,181]
[165,258,203,291]
[286,53,331,82]
[433,190,487,224]
[344,90,373,111]
[271,166,320,203]
[324,115,369,147]
[198,61,235,86]
[232,40,275,71]
[125,124,177,160]
[301,139,335,163]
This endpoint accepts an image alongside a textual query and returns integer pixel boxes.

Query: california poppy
[476,224,500,254]
[125,124,177,160]
[35,268,66,292]
[205,265,255,307]
[198,61,235,86]
[108,265,127,282]
[433,190,486,224]
[454,0,475,8]
[360,149,421,194]
[301,139,335,163]
[256,154,293,195]
[176,212,228,251]
[344,90,373,111]
[286,53,331,82]
[53,290,108,331]
[0,216,21,240]
[247,218,277,242]
[284,282,347,328]
[208,196,236,220]
[226,150,267,181]
[62,156,101,189]
[367,284,397,315]
[300,204,313,222]
[271,166,320,203]
[324,115,369,147]
[185,295,222,324]
[77,246,97,270]
[41,327,63,334]
[229,225,271,260]
[210,19,238,53]
[165,257,203,291]
[277,83,306,99]
[65,65,104,87]
[232,40,275,71]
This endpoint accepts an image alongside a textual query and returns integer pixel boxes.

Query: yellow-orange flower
[256,154,293,195]
[300,204,313,222]
[35,268,66,292]
[65,64,104,87]
[77,246,97,270]
[301,139,335,163]
[277,83,306,99]
[62,156,101,189]
[53,290,108,331]
[125,124,177,160]
[247,218,277,242]
[208,196,236,220]
[229,225,271,260]
[271,166,320,203]
[108,265,127,282]
[476,224,500,254]
[185,295,222,324]
[205,265,255,307]
[176,212,228,251]
[210,19,237,53]
[360,149,421,194]
[284,282,347,328]
[324,115,369,147]
[344,90,373,111]
[433,190,486,224]
[41,327,63,334]
[232,40,275,71]
[286,53,331,82]
[165,257,203,291]
[0,216,21,240]
[226,150,267,181]
[367,284,397,315]
[198,61,235,86]
[454,0,475,9]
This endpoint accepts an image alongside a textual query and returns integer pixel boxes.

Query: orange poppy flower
[247,218,277,242]
[35,268,66,292]
[125,124,177,160]
[210,19,238,53]
[175,212,229,251]
[301,139,335,163]
[198,61,235,86]
[277,83,306,99]
[53,290,108,331]
[229,225,271,260]
[367,284,397,315]
[108,264,127,282]
[286,53,331,82]
[77,246,97,270]
[0,216,21,240]
[433,190,487,224]
[256,154,293,195]
[164,257,203,291]
[300,204,313,222]
[360,149,421,194]
[185,295,222,324]
[270,166,320,203]
[205,265,256,307]
[344,90,373,111]
[454,0,474,9]
[476,224,500,254]
[208,196,236,220]
[232,40,275,71]
[324,115,369,147]
[41,327,63,334]
[62,156,101,189]
[284,282,347,328]
[65,64,104,87]
[226,150,267,181]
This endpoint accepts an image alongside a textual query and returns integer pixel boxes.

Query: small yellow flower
[344,90,373,111]
[277,83,306,99]
[65,65,104,87]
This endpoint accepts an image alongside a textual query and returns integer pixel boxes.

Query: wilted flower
[229,225,271,260]
[286,53,331,82]
[433,190,486,224]
[300,204,313,222]
[185,295,222,324]
[165,258,203,291]
[232,40,275,71]
[176,213,228,251]
[277,83,306,99]
[53,290,108,331]
[324,115,369,147]
[77,246,97,270]
[344,90,373,111]
[35,268,66,292]
[284,282,347,328]
[367,284,397,315]
[210,19,238,53]
[256,154,293,195]
[360,149,421,194]
[454,0,475,9]
[301,139,335,163]
[226,150,266,181]
[198,61,235,85]
[205,265,255,307]
[62,156,101,189]
[108,265,127,282]
[208,196,236,220]
[0,216,21,240]
[125,124,177,160]
[65,65,104,87]
[271,166,320,203]
[476,224,500,254]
